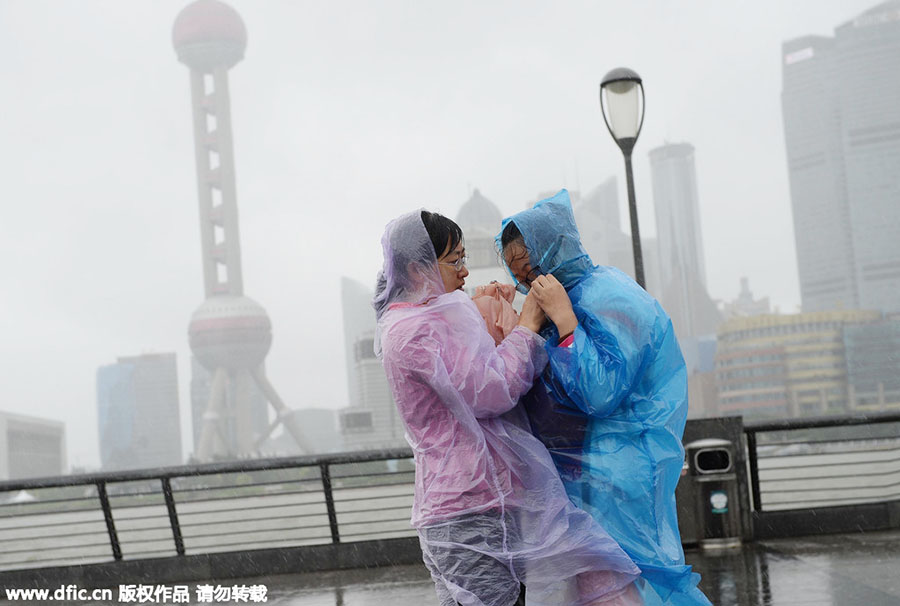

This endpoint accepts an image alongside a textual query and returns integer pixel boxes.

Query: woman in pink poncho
[374,210,642,606]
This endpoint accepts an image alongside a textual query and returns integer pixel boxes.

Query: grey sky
[0,0,877,469]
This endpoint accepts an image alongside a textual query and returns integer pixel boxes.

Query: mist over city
[1,0,896,473]
[1,3,900,604]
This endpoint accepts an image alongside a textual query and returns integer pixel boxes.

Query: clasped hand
[517,274,577,338]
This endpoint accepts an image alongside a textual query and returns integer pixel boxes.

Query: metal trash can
[675,457,698,544]
[685,438,742,550]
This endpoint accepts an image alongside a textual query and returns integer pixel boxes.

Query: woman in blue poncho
[496,190,711,606]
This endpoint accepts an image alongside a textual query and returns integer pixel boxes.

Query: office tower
[338,278,405,451]
[649,143,721,341]
[574,178,627,269]
[97,353,181,471]
[572,178,662,293]
[649,144,707,290]
[782,2,900,313]
[173,0,309,459]
[843,314,900,411]
[341,277,375,419]
[0,412,66,480]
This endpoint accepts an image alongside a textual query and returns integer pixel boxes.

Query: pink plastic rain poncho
[374,210,641,606]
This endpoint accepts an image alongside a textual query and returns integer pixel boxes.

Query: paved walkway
[4,530,894,605]
[249,530,900,606]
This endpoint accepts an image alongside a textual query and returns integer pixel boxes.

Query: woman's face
[503,240,539,292]
[437,238,469,293]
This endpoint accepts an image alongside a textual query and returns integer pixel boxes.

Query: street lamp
[600,67,646,289]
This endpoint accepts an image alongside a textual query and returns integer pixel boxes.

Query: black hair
[500,221,523,250]
[421,210,463,258]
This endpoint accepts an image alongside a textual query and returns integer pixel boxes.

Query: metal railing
[0,448,415,571]
[3,412,899,572]
[744,411,900,513]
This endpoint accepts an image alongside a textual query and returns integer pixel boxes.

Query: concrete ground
[6,530,895,605]
[252,530,900,606]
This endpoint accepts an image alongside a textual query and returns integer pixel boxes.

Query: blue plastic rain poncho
[375,210,643,606]
[497,191,711,606]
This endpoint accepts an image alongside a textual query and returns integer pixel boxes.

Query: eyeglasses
[438,254,468,271]
[514,266,541,295]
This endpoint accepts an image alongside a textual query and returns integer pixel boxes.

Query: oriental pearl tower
[173,0,309,460]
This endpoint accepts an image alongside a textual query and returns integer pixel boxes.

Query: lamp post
[600,67,646,289]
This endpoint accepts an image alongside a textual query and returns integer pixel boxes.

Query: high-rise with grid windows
[782,1,900,313]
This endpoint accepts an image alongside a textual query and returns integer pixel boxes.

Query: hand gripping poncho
[375,210,641,606]
[497,191,712,606]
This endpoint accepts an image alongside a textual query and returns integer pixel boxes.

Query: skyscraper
[0,412,66,480]
[574,178,627,270]
[782,1,900,313]
[338,278,405,451]
[96,353,182,471]
[341,277,375,418]
[843,314,900,412]
[649,143,707,291]
[648,143,720,341]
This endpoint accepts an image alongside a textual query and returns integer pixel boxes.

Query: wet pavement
[248,530,900,606]
[687,530,900,605]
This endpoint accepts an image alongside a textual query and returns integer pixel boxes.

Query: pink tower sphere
[188,295,272,372]
[173,0,247,70]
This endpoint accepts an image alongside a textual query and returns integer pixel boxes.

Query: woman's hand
[517,291,546,334]
[530,274,577,338]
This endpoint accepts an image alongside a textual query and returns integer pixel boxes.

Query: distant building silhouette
[97,353,182,470]
[338,278,405,451]
[782,1,900,314]
[0,412,65,480]
[455,189,511,294]
[648,143,721,344]
[573,178,662,293]
[572,179,624,268]
[843,314,900,412]
[721,277,772,321]
[715,310,881,420]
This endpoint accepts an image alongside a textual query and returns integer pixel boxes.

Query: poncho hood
[496,189,594,289]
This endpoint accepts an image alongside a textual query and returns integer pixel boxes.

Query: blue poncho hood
[496,189,593,289]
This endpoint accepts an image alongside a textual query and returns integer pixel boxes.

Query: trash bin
[675,457,698,544]
[685,438,742,550]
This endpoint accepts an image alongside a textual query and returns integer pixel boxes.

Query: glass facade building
[782,2,900,313]
[97,353,183,470]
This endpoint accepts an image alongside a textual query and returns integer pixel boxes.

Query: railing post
[746,431,763,513]
[320,463,340,543]
[161,478,186,556]
[97,481,122,561]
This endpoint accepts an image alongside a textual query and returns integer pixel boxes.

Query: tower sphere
[188,295,272,371]
[173,0,247,70]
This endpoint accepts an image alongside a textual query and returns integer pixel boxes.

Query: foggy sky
[0,0,878,469]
